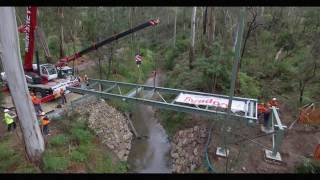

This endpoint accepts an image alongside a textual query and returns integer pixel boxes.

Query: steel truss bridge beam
[67,79,258,121]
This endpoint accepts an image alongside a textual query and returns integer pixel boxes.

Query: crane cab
[57,66,74,78]
[32,64,58,81]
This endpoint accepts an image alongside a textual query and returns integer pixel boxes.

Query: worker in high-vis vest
[3,109,16,132]
[40,112,50,136]
[30,92,43,115]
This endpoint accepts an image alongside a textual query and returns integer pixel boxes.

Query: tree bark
[299,80,305,105]
[58,7,65,58]
[0,7,45,164]
[189,7,197,70]
[275,47,284,61]
[203,7,208,35]
[261,7,264,17]
[173,7,178,48]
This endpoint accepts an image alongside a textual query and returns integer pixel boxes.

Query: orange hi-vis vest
[41,117,50,126]
[31,95,41,104]
[258,104,268,113]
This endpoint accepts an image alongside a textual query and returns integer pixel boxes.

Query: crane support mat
[67,79,258,120]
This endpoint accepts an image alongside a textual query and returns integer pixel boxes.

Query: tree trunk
[167,7,170,26]
[189,7,197,70]
[261,7,264,17]
[275,47,284,61]
[299,80,305,105]
[58,7,65,58]
[0,7,45,164]
[173,7,177,48]
[203,7,208,35]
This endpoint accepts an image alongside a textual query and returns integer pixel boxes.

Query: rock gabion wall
[74,101,133,161]
[170,125,208,173]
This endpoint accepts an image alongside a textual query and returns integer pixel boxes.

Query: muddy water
[127,74,172,173]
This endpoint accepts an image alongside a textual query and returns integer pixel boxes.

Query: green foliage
[77,143,95,157]
[42,152,70,172]
[70,127,94,144]
[164,47,179,70]
[108,99,133,113]
[48,35,59,59]
[0,142,20,172]
[175,36,189,52]
[93,154,114,173]
[115,161,128,173]
[275,32,296,51]
[14,164,40,173]
[49,134,68,147]
[160,111,186,137]
[239,72,261,98]
[295,159,320,173]
[0,142,14,161]
[70,150,87,162]
[194,42,233,93]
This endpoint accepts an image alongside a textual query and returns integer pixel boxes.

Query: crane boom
[56,18,160,67]
[23,6,37,71]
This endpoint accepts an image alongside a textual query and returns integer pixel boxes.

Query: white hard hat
[272,98,277,101]
[40,112,45,116]
[4,109,9,113]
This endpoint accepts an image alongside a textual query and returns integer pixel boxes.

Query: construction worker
[258,103,267,123]
[60,88,67,105]
[84,74,89,87]
[40,112,50,136]
[36,114,43,133]
[261,103,273,133]
[3,109,16,132]
[268,97,279,108]
[30,92,43,115]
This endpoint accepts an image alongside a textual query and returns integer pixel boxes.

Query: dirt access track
[205,103,320,173]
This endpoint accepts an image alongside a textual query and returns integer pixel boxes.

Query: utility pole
[223,7,246,173]
[0,7,45,164]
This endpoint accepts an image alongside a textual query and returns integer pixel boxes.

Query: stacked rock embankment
[170,125,208,173]
[74,101,133,161]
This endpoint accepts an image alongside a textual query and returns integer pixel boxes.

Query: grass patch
[42,153,70,173]
[70,128,94,144]
[49,134,69,147]
[70,150,87,163]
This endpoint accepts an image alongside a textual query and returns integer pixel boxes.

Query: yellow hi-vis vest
[4,112,14,125]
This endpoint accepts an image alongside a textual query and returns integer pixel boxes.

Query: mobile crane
[1,6,160,103]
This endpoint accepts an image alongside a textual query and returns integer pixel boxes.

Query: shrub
[42,154,70,172]
[295,159,320,173]
[77,143,94,157]
[0,143,14,161]
[94,154,114,173]
[161,111,186,137]
[239,72,261,98]
[70,150,87,163]
[70,128,93,144]
[115,161,128,173]
[49,134,69,147]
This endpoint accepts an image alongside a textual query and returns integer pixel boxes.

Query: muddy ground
[196,103,320,173]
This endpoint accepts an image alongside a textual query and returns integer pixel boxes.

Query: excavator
[1,6,160,103]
